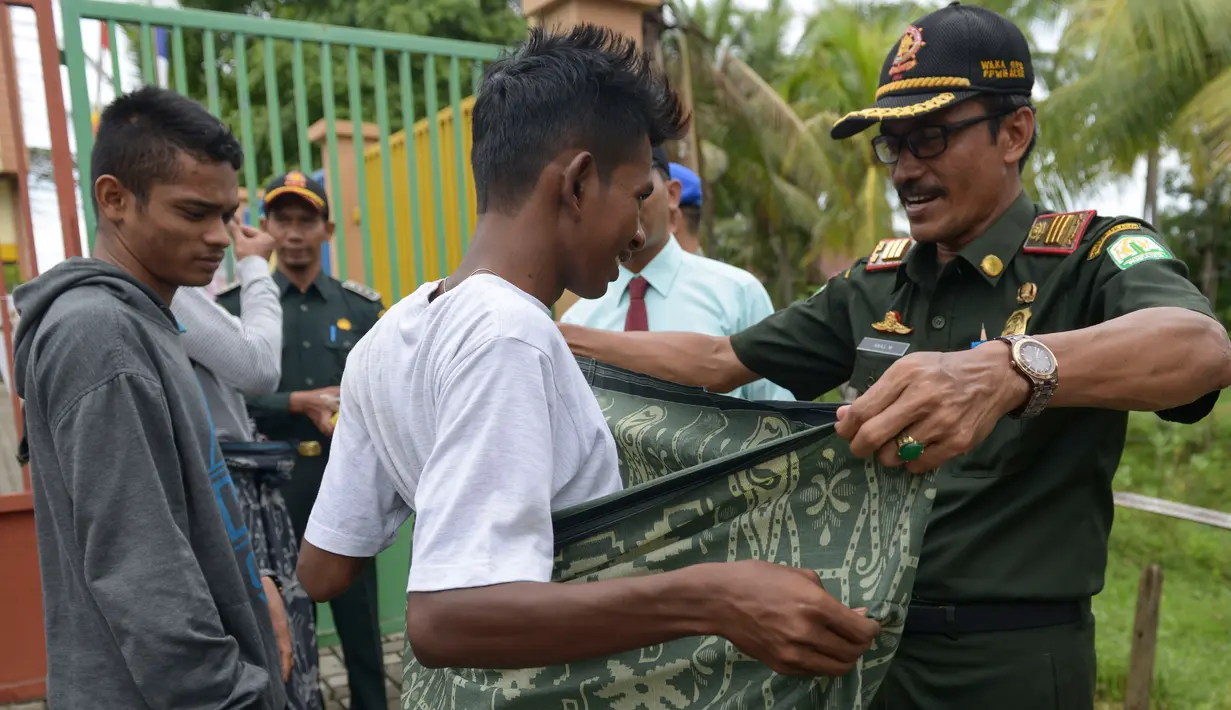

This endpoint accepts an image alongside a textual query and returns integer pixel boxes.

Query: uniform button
[300,304,309,312]
[931,316,946,330]
[302,341,311,349]
[305,377,314,386]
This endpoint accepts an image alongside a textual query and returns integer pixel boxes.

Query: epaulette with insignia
[342,279,382,302]
[866,237,913,272]
[1023,210,1096,255]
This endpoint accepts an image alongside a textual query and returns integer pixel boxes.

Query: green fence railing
[60,0,503,301]
[58,0,504,643]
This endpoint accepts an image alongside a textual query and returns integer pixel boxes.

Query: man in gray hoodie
[12,86,286,709]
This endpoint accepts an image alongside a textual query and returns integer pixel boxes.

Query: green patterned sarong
[402,359,937,709]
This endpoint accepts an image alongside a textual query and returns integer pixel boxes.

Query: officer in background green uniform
[218,172,387,710]
[559,3,1231,707]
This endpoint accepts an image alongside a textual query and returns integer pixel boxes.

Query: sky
[10,0,1164,274]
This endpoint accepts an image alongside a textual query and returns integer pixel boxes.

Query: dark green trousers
[870,613,1096,710]
[284,459,388,710]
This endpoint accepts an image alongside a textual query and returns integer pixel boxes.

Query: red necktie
[624,276,649,331]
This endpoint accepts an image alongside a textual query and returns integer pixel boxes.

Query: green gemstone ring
[896,434,925,462]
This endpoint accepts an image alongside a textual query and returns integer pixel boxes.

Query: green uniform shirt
[217,270,383,450]
[730,191,1219,602]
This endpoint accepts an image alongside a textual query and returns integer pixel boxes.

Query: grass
[1095,402,1231,709]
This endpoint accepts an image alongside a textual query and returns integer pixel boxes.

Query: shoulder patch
[1087,222,1143,260]
[866,237,913,272]
[342,279,382,302]
[1107,234,1172,270]
[1023,210,1096,255]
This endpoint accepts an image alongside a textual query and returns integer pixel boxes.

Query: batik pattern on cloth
[223,442,324,710]
[401,359,937,709]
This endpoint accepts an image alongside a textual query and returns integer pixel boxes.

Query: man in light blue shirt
[561,146,793,402]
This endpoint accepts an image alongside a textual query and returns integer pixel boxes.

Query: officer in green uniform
[218,171,387,710]
[559,3,1231,707]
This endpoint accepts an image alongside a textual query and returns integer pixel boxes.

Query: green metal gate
[58,0,507,644]
[60,0,503,301]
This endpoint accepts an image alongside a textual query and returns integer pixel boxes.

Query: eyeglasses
[871,111,1010,165]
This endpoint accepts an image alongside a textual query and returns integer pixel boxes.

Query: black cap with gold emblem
[263,170,331,220]
[830,1,1034,140]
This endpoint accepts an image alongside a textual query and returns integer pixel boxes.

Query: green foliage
[1035,0,1231,207]
[1097,406,1231,709]
[662,0,909,305]
[1158,165,1231,321]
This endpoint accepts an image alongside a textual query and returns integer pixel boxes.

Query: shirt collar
[620,235,685,297]
[900,190,1039,288]
[275,269,335,300]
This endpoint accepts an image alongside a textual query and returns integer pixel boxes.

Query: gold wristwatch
[992,334,1058,419]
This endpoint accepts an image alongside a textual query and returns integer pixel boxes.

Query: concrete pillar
[523,0,660,44]
[308,119,381,285]
[522,0,663,319]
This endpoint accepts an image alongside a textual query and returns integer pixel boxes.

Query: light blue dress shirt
[562,236,795,401]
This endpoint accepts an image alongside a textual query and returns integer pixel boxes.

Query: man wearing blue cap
[561,146,792,401]
[667,161,703,255]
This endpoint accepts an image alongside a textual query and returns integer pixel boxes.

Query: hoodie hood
[12,257,179,399]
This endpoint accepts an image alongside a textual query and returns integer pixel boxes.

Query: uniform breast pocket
[849,351,901,395]
[849,337,910,395]
[326,334,357,368]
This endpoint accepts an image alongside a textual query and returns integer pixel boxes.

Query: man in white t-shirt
[296,23,879,677]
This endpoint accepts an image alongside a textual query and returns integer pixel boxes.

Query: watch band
[992,335,1057,419]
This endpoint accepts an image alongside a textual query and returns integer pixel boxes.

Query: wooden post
[1125,563,1163,710]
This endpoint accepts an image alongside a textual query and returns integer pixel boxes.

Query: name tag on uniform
[856,337,910,358]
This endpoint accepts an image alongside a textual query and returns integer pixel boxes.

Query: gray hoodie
[13,257,286,710]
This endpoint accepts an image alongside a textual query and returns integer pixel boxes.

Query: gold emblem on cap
[981,254,1004,277]
[285,171,307,187]
[336,318,352,331]
[890,25,926,79]
[297,441,322,457]
[1017,282,1037,305]
[1001,308,1032,337]
[871,310,913,335]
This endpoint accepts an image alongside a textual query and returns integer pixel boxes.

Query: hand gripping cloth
[401,358,937,709]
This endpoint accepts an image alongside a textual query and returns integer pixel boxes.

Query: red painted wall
[0,493,47,703]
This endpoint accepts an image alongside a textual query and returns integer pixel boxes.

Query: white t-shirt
[303,273,622,592]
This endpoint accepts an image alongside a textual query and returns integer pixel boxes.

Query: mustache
[897,183,946,201]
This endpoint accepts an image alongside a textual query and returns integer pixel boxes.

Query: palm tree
[660,0,929,304]
[1034,0,1231,215]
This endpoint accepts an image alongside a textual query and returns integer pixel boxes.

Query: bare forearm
[297,541,367,601]
[1043,307,1231,411]
[561,324,754,393]
[406,566,717,669]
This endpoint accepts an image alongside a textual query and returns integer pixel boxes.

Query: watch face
[1018,341,1056,377]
